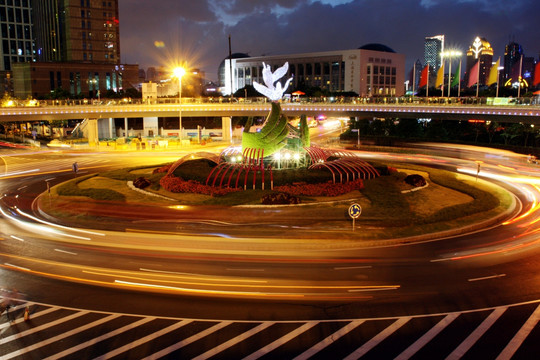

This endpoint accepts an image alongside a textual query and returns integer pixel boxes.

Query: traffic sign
[348,203,362,231]
[348,203,362,219]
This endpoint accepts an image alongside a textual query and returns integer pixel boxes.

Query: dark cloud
[119,0,540,82]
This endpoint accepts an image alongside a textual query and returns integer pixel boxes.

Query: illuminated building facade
[466,37,493,86]
[220,44,406,97]
[424,35,444,73]
[33,0,120,64]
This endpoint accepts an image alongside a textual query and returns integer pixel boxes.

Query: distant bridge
[1,101,539,124]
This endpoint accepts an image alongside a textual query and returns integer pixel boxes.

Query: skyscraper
[504,41,523,83]
[0,0,34,71]
[466,37,493,86]
[424,35,444,72]
[33,0,120,64]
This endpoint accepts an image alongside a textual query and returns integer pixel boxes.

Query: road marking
[193,322,274,360]
[94,319,192,360]
[4,263,30,271]
[16,185,27,190]
[446,307,506,360]
[0,311,89,352]
[396,313,459,360]
[10,235,24,242]
[141,321,231,360]
[0,305,57,331]
[226,268,265,272]
[243,322,318,360]
[6,313,120,360]
[496,303,540,360]
[54,249,78,255]
[343,317,411,360]
[45,316,156,360]
[468,274,506,282]
[293,320,365,360]
[334,266,372,270]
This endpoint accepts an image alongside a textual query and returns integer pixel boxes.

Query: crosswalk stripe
[395,313,459,360]
[243,322,319,360]
[0,310,89,359]
[93,319,192,360]
[4,313,120,360]
[45,316,156,360]
[446,307,506,360]
[496,304,540,360]
[343,317,411,360]
[293,320,365,360]
[140,321,231,360]
[0,303,58,331]
[192,322,274,360]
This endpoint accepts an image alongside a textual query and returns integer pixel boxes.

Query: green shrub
[57,175,126,202]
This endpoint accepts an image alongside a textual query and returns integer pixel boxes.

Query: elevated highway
[1,101,539,123]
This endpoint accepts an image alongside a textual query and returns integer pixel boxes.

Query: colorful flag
[534,61,540,86]
[419,65,429,88]
[451,61,461,88]
[487,58,500,86]
[468,61,479,88]
[435,64,445,88]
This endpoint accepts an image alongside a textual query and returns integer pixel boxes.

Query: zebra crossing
[1,299,539,359]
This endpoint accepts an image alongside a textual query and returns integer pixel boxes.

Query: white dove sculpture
[253,62,293,101]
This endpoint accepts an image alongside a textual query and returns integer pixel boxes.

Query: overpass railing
[2,96,539,108]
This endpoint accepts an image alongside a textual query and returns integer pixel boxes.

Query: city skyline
[119,0,539,82]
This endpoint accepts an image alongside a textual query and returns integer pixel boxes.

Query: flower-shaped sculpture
[253,62,293,101]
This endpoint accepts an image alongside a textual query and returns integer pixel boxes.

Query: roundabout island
[2,63,540,359]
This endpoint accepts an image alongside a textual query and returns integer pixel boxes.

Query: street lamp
[173,66,186,139]
[441,50,462,97]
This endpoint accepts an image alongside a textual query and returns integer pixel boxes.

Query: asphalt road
[2,143,540,359]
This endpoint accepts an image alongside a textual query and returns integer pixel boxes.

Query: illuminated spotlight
[154,40,165,48]
[293,153,300,160]
[284,152,291,160]
[230,157,236,163]
[237,156,243,162]
[274,152,282,160]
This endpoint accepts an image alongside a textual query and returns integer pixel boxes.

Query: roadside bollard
[24,306,30,321]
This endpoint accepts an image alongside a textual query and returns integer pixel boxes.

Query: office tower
[424,35,444,72]
[504,41,523,82]
[0,0,34,71]
[466,36,493,86]
[33,0,120,64]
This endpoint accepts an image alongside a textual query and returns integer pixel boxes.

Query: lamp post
[173,67,186,139]
[441,50,462,98]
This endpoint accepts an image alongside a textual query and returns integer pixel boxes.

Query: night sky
[119,0,539,82]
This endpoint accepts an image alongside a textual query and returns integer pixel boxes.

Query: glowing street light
[441,50,462,97]
[173,66,186,139]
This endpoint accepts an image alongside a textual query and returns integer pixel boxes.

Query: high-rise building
[33,0,120,64]
[466,36,493,86]
[424,35,444,72]
[504,41,523,83]
[0,0,34,71]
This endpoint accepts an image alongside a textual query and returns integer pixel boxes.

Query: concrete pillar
[222,116,232,143]
[87,119,99,146]
[124,118,128,137]
[109,118,113,138]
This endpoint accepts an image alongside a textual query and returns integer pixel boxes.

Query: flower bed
[160,174,241,196]
[274,179,364,197]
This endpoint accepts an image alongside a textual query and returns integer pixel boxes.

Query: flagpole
[426,65,429,98]
[412,62,416,96]
[518,54,523,98]
[458,59,461,97]
[476,60,480,98]
[447,59,452,97]
[441,61,444,97]
[496,57,500,98]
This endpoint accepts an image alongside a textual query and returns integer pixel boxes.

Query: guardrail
[2,96,540,108]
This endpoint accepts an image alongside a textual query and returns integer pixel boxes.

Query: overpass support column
[222,116,232,143]
[124,118,128,137]
[87,119,99,146]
